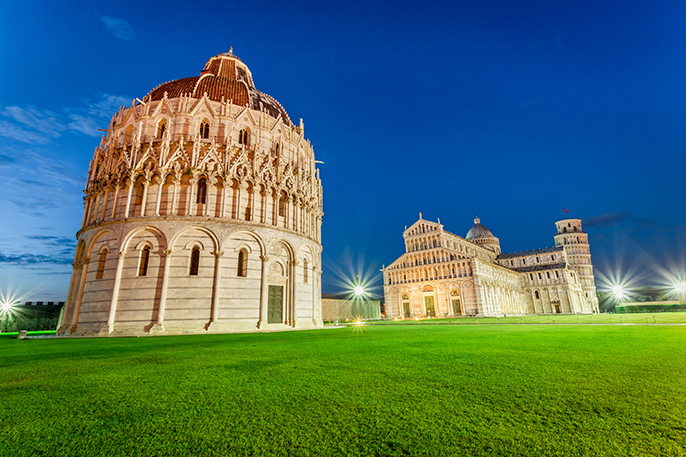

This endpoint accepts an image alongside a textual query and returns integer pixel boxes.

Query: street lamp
[611,285,625,300]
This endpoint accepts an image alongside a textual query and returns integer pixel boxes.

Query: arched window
[189,246,200,276]
[274,142,280,157]
[157,119,167,138]
[196,178,207,204]
[200,120,210,139]
[124,125,134,145]
[96,248,108,279]
[237,249,247,277]
[303,258,309,283]
[138,246,150,276]
[278,198,286,217]
[534,290,540,299]
[239,128,249,145]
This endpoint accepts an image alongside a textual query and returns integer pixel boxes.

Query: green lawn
[362,312,686,325]
[1,325,685,456]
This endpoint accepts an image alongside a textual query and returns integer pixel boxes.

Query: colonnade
[478,282,523,315]
[386,261,472,285]
[82,176,321,242]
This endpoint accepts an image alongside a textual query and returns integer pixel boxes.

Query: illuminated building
[59,51,323,336]
[383,215,598,317]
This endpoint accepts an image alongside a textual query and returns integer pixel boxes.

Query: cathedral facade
[58,51,323,336]
[383,216,598,318]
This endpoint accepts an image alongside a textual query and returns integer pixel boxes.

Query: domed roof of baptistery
[465,217,496,241]
[145,49,294,126]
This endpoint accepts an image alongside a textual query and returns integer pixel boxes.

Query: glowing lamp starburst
[354,286,364,296]
[1,302,13,312]
[676,282,686,294]
[611,285,627,301]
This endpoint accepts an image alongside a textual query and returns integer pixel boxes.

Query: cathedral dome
[146,50,294,126]
[465,217,496,241]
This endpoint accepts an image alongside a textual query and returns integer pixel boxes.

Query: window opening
[200,121,210,139]
[96,249,108,279]
[158,120,167,138]
[239,128,249,145]
[197,178,207,204]
[138,246,150,276]
[237,249,247,277]
[189,246,200,276]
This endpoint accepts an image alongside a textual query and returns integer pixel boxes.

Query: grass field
[1,325,685,456]
[353,312,686,326]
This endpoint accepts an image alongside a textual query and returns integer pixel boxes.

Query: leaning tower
[58,51,324,336]
[554,219,598,313]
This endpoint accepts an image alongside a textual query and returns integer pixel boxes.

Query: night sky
[1,0,685,301]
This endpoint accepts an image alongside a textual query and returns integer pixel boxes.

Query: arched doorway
[401,294,410,318]
[450,289,462,316]
[422,285,436,317]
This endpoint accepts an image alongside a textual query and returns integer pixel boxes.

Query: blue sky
[1,0,685,301]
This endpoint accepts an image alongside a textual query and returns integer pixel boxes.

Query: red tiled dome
[146,52,293,126]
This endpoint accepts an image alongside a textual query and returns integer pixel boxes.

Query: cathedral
[58,51,323,336]
[383,216,599,318]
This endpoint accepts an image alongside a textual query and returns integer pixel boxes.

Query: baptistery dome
[147,51,293,126]
[59,51,323,336]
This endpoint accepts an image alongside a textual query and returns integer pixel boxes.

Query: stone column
[140,180,150,217]
[290,260,300,326]
[188,178,197,216]
[258,255,270,328]
[155,249,173,332]
[260,190,267,223]
[81,198,91,227]
[235,183,245,220]
[58,262,82,333]
[100,189,110,222]
[209,251,224,327]
[68,257,90,333]
[312,266,319,325]
[220,183,227,218]
[90,193,102,224]
[204,179,214,217]
[273,193,280,226]
[111,185,121,219]
[124,182,134,218]
[107,252,126,333]
[171,177,180,215]
[155,176,164,216]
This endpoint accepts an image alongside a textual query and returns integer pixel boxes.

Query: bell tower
[554,219,598,313]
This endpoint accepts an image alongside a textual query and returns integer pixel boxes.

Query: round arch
[121,225,167,253]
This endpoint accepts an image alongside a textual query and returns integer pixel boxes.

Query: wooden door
[452,299,462,315]
[268,285,283,324]
[424,296,436,317]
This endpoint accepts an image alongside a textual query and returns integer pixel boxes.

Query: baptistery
[58,51,323,336]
